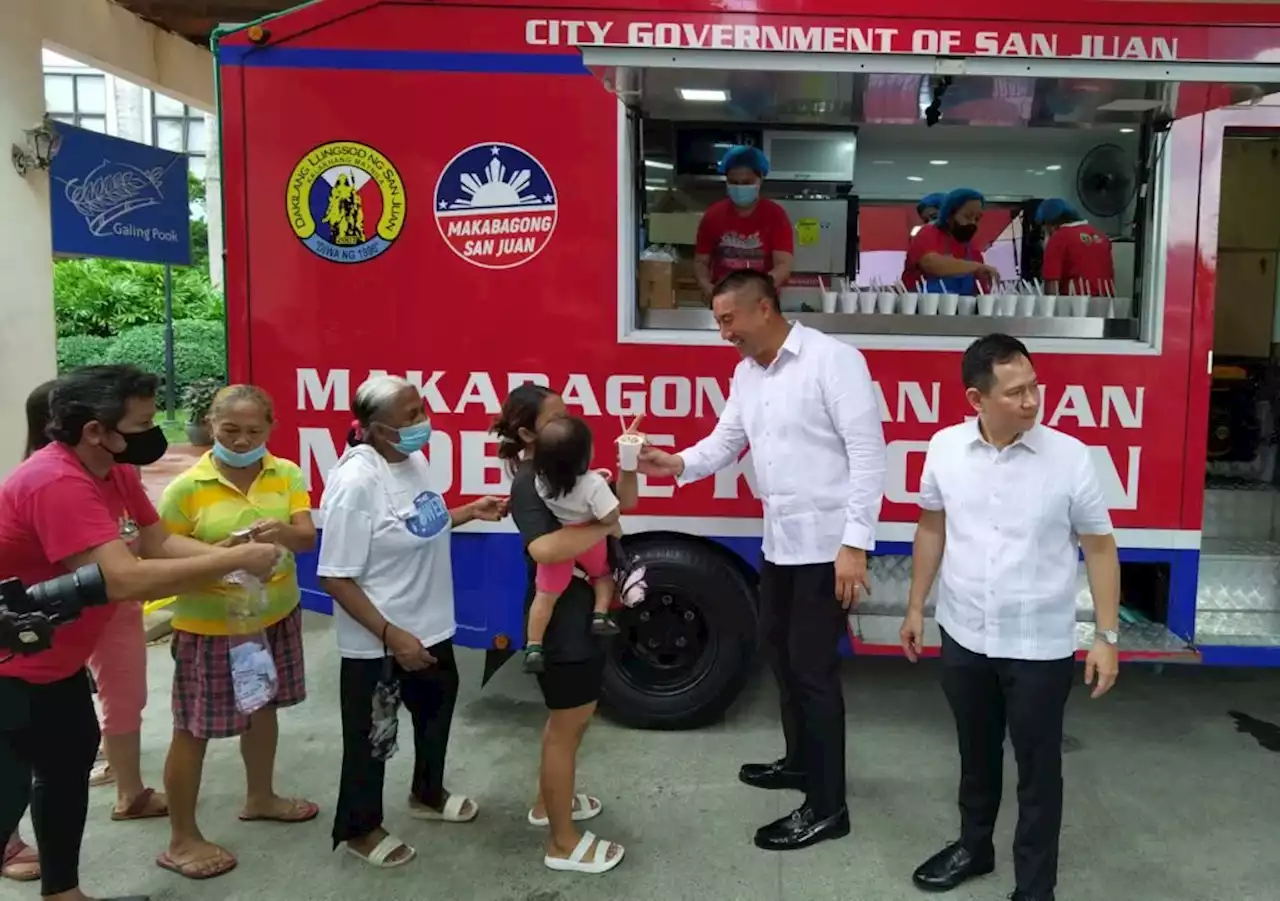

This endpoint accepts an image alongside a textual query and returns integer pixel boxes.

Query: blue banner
[49,123,192,265]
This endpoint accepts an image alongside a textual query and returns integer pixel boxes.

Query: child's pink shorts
[535,530,610,595]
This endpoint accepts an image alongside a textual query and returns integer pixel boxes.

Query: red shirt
[0,444,157,683]
[1042,222,1114,296]
[901,224,989,291]
[695,198,795,285]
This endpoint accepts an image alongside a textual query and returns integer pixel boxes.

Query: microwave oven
[761,130,856,183]
[674,126,765,178]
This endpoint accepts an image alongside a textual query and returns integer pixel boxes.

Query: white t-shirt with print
[316,445,456,658]
[536,470,619,526]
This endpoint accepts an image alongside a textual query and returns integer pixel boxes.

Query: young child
[525,415,620,673]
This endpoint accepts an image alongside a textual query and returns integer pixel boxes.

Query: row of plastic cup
[820,291,1133,319]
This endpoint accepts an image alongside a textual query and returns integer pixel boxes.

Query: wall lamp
[12,116,62,177]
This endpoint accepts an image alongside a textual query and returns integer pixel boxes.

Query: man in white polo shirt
[638,269,886,852]
[899,333,1120,901]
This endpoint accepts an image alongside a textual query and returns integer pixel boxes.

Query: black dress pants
[758,560,847,815]
[0,669,101,896]
[940,628,1074,898]
[332,640,459,847]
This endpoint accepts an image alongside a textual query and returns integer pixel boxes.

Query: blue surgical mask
[727,183,759,207]
[391,421,432,455]
[212,440,267,469]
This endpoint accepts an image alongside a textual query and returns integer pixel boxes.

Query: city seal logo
[434,142,557,270]
[286,141,406,264]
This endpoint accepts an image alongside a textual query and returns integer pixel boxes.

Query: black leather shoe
[911,841,995,892]
[1009,892,1055,901]
[738,759,806,791]
[753,805,850,851]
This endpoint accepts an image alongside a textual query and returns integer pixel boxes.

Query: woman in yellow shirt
[155,385,318,880]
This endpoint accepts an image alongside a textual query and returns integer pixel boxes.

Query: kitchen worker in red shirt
[901,187,1001,295]
[1036,197,1115,297]
[0,364,279,901]
[694,145,794,297]
[902,192,945,289]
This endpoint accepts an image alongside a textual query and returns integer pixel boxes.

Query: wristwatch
[1096,628,1119,646]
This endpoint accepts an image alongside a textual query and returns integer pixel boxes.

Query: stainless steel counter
[641,309,1141,339]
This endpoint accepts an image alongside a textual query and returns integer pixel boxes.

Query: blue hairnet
[1034,198,1080,224]
[938,187,985,224]
[718,145,770,177]
[917,192,945,212]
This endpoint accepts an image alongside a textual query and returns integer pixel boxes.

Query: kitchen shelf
[639,309,1141,339]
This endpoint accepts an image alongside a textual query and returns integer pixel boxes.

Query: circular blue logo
[405,491,450,539]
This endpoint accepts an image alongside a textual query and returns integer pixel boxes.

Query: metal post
[163,264,176,422]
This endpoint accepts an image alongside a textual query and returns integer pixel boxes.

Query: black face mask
[112,426,169,467]
[951,223,978,242]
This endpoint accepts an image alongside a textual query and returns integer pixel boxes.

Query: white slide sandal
[344,835,416,869]
[528,794,602,827]
[408,793,478,823]
[544,830,625,875]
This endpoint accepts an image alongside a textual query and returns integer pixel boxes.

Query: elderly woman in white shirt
[316,375,505,869]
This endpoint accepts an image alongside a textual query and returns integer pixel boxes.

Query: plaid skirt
[171,606,307,739]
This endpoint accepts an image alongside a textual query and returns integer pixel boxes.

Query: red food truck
[215,0,1280,729]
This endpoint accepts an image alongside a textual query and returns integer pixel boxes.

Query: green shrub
[56,334,114,373]
[103,320,226,391]
[53,258,224,338]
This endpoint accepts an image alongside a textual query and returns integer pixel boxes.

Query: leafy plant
[102,319,226,391]
[53,258,225,338]
[180,379,223,426]
[56,334,113,372]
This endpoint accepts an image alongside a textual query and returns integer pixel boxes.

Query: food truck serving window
[587,46,1280,353]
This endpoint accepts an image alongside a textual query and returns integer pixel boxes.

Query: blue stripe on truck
[218,46,590,75]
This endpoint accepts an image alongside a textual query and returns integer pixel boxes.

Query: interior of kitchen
[631,68,1169,339]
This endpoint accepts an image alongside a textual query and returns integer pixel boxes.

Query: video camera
[0,564,108,657]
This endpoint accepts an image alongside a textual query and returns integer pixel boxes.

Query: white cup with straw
[616,415,645,472]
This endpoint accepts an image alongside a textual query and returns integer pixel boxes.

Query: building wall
[42,49,222,285]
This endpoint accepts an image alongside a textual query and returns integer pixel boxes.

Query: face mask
[390,421,432,455]
[951,223,978,242]
[112,425,168,467]
[213,440,267,468]
[727,184,759,207]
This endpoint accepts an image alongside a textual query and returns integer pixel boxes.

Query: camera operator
[0,365,279,901]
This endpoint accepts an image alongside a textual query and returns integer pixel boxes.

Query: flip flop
[156,848,238,881]
[238,797,320,823]
[543,831,625,875]
[528,794,602,827]
[2,836,39,882]
[90,761,116,787]
[343,835,416,869]
[111,787,169,821]
[407,793,478,823]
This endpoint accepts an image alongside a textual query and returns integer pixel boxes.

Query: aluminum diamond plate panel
[862,554,1094,621]
[851,614,1194,658]
[1195,538,1280,644]
[1202,485,1280,541]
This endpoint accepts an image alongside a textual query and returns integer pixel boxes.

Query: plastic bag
[640,244,677,263]
[223,571,279,716]
[606,536,648,609]
[370,657,402,763]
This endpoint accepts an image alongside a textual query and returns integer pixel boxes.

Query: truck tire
[599,536,759,730]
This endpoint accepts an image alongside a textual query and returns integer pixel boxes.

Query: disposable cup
[821,291,838,313]
[995,295,1017,317]
[838,291,858,313]
[858,292,877,314]
[899,293,919,315]
[976,295,995,316]
[939,293,960,316]
[1111,297,1133,319]
[876,292,897,314]
[1036,295,1058,317]
[1016,295,1037,317]
[1088,296,1111,318]
[919,294,939,315]
[1070,296,1089,317]
[616,433,644,472]
[957,295,977,316]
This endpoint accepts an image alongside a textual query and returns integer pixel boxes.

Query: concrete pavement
[13,613,1278,901]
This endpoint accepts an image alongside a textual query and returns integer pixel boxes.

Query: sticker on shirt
[434,142,557,270]
[405,491,450,540]
[118,514,141,550]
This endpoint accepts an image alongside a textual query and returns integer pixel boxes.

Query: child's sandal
[523,645,546,674]
[591,613,620,636]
